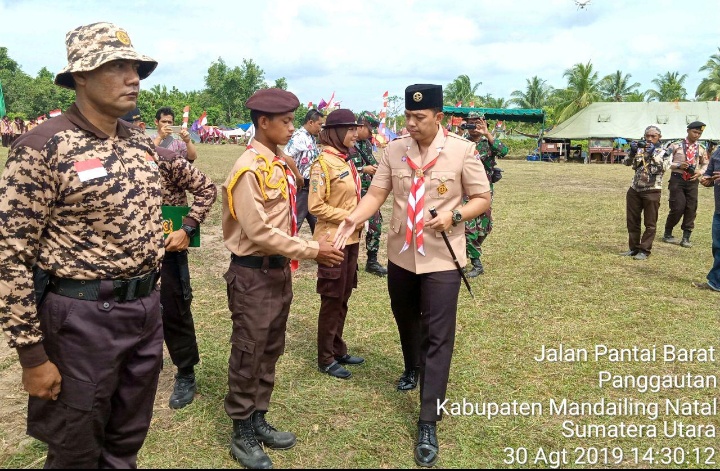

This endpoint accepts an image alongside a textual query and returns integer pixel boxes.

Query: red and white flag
[456,101,462,107]
[49,109,61,118]
[74,158,108,182]
[198,111,207,127]
[308,101,313,108]
[181,106,190,129]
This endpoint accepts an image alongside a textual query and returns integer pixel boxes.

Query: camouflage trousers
[465,207,493,259]
[366,209,383,254]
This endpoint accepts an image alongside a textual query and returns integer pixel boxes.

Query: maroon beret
[245,88,300,113]
[324,109,360,128]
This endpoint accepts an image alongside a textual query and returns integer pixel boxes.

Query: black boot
[251,410,297,450]
[681,230,693,248]
[169,372,196,410]
[230,418,272,469]
[397,367,419,391]
[662,232,681,244]
[365,252,388,277]
[466,258,484,277]
[414,421,439,467]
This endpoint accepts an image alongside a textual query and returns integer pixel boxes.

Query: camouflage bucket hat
[54,22,158,90]
[467,111,485,119]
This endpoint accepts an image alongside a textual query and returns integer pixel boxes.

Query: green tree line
[3,46,719,131]
[0,49,292,128]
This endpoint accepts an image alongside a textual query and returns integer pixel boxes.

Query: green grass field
[1,143,719,469]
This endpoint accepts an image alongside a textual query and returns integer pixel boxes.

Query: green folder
[161,205,200,247]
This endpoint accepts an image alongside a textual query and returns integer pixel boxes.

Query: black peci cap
[405,84,443,111]
[687,121,706,131]
[120,107,142,122]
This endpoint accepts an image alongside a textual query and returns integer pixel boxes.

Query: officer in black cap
[333,83,491,467]
[662,121,708,248]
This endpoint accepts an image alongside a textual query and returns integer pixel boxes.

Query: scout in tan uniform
[0,22,164,468]
[661,121,709,248]
[222,88,344,469]
[334,84,491,468]
[308,109,366,379]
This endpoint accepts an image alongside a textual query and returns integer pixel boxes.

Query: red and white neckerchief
[400,128,449,256]
[324,149,361,203]
[683,139,698,181]
[248,145,299,271]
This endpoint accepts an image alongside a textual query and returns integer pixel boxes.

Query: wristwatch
[181,224,197,238]
[451,209,462,227]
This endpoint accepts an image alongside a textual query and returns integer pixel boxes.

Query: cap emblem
[413,92,423,103]
[116,31,131,45]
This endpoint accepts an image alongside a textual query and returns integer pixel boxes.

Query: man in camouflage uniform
[351,112,388,276]
[622,125,672,260]
[0,23,164,468]
[462,112,507,276]
[120,107,218,410]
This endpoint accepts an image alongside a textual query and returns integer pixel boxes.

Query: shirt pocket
[428,171,456,200]
[391,169,412,196]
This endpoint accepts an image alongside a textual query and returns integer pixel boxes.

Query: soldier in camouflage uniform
[462,112,507,276]
[120,107,218,410]
[0,23,164,468]
[351,112,388,276]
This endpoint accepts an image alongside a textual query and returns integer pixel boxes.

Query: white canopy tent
[545,102,720,141]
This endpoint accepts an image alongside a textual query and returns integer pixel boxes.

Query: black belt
[49,270,159,302]
[231,254,289,269]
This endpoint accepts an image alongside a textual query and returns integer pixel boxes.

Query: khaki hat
[55,22,158,90]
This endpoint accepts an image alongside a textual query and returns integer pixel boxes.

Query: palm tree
[509,76,554,109]
[646,71,688,101]
[696,48,720,100]
[624,91,648,102]
[600,70,641,102]
[444,75,482,106]
[555,61,602,122]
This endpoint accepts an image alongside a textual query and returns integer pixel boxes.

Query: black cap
[687,121,706,131]
[405,84,443,111]
[245,88,300,113]
[120,107,142,122]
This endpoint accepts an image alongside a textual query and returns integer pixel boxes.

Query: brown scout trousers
[223,261,293,420]
[664,173,699,234]
[316,243,359,366]
[27,283,162,469]
[387,262,461,422]
[626,187,661,254]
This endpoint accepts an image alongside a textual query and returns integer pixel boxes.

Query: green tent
[442,106,545,124]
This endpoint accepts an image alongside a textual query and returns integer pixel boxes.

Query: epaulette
[226,153,288,221]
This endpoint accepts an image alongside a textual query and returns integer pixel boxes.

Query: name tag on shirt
[74,158,108,182]
[338,171,350,179]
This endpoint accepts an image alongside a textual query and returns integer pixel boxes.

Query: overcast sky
[1,0,718,111]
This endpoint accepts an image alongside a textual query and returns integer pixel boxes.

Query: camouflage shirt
[469,136,508,182]
[350,139,378,192]
[0,103,164,363]
[623,146,672,191]
[156,146,217,225]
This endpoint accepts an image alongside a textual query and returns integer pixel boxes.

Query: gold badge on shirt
[438,183,448,196]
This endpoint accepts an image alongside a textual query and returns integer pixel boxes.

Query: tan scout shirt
[222,140,320,259]
[371,126,490,274]
[668,140,708,176]
[156,146,217,226]
[308,147,363,244]
[0,104,164,359]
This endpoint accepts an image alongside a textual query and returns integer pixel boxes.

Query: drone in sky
[575,0,591,9]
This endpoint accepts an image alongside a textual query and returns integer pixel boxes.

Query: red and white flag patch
[74,158,108,182]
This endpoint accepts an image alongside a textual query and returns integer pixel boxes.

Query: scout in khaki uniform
[334,84,491,467]
[222,88,344,469]
[308,108,366,380]
[661,121,709,248]
[0,22,164,468]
